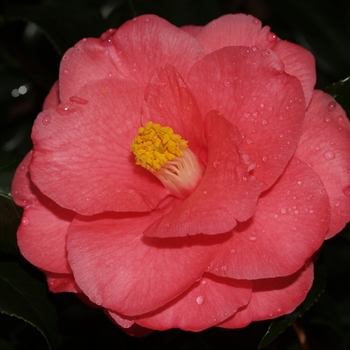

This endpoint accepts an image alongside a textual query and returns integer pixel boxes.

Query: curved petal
[195,14,316,106]
[187,46,305,191]
[209,157,330,279]
[219,263,313,328]
[142,64,206,154]
[11,152,74,274]
[144,111,260,238]
[67,211,231,316]
[136,273,252,331]
[30,78,168,215]
[181,25,203,37]
[46,272,81,293]
[295,90,350,238]
[43,81,60,110]
[107,15,206,86]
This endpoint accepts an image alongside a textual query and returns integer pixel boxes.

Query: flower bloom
[12,14,350,334]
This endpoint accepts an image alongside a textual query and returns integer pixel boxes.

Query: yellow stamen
[131,121,188,172]
[131,121,204,198]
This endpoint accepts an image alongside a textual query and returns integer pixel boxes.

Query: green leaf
[0,262,58,350]
[0,151,23,255]
[5,4,106,56]
[324,76,350,118]
[258,262,327,348]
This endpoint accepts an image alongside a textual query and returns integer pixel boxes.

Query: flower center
[131,121,204,198]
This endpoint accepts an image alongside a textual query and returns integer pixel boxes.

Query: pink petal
[142,64,206,154]
[136,273,252,331]
[67,211,230,316]
[187,46,305,191]
[107,15,206,86]
[59,36,123,102]
[209,157,330,279]
[219,263,313,328]
[144,111,260,238]
[30,78,168,215]
[295,90,350,238]
[11,152,74,274]
[46,272,81,293]
[106,310,134,329]
[181,25,203,37]
[195,14,316,106]
[196,14,269,50]
[43,81,60,110]
[269,41,315,107]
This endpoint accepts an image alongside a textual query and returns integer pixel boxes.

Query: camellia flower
[12,14,350,334]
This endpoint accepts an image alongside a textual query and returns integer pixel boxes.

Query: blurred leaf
[324,77,350,118]
[0,261,58,350]
[5,4,106,56]
[258,262,327,348]
[0,338,16,350]
[0,151,22,255]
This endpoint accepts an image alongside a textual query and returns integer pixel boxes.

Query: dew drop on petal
[281,207,287,214]
[323,150,335,160]
[337,115,344,124]
[201,279,207,285]
[42,115,51,125]
[230,248,236,254]
[22,217,29,225]
[327,101,336,111]
[69,96,89,104]
[196,296,204,305]
[249,236,257,242]
[213,160,220,168]
[266,32,277,42]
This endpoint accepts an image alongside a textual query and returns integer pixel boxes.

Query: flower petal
[46,272,81,293]
[30,78,168,215]
[136,273,252,331]
[195,14,316,106]
[219,263,313,328]
[12,152,74,274]
[295,90,350,238]
[144,111,260,238]
[142,64,206,154]
[67,211,230,316]
[43,81,60,110]
[209,157,330,279]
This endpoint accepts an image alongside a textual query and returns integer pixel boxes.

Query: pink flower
[12,14,350,334]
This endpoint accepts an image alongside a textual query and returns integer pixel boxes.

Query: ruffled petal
[144,111,260,238]
[195,14,316,106]
[219,263,313,328]
[11,152,74,274]
[136,273,251,331]
[209,157,330,279]
[142,64,206,154]
[30,78,168,215]
[295,90,350,238]
[187,46,305,191]
[67,211,230,316]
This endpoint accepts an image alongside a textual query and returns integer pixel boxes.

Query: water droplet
[252,18,259,25]
[224,80,230,87]
[239,47,250,58]
[324,117,331,123]
[69,96,89,104]
[56,105,76,116]
[42,114,51,125]
[327,101,336,111]
[165,223,170,228]
[63,69,69,75]
[337,115,344,124]
[273,214,279,219]
[297,181,302,185]
[249,236,257,242]
[343,186,350,197]
[230,248,236,254]
[266,32,277,42]
[201,279,207,285]
[213,161,220,168]
[281,207,287,214]
[203,190,207,195]
[276,308,282,313]
[323,150,335,160]
[196,296,204,305]
[22,217,29,225]
[261,119,268,126]
[221,265,228,272]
